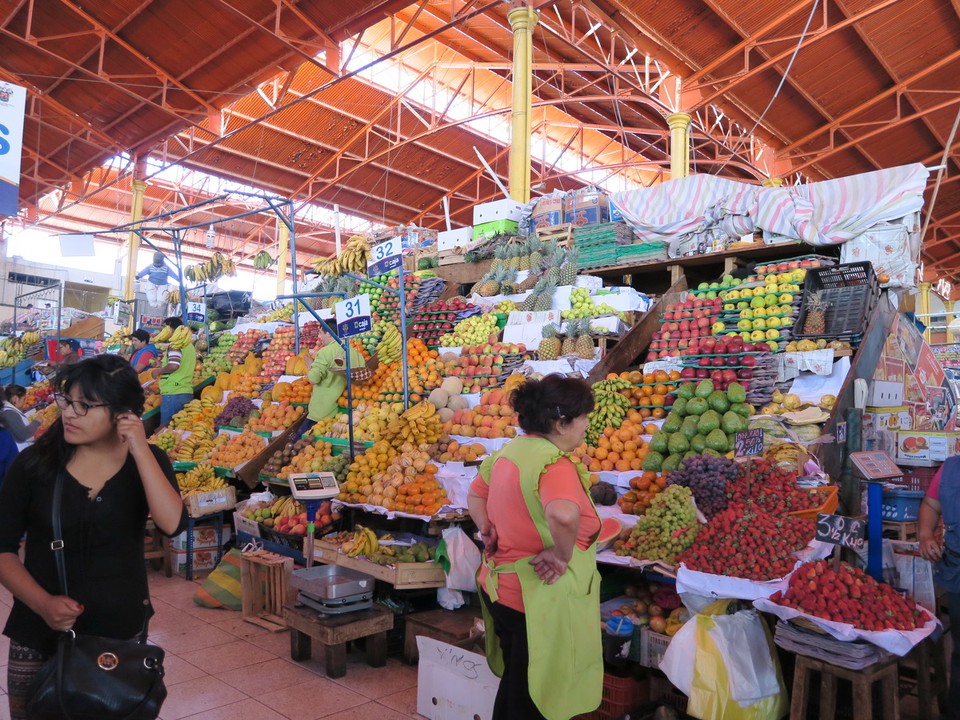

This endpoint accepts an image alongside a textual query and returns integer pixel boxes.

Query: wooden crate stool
[144,518,171,577]
[882,521,919,541]
[284,604,393,679]
[899,632,948,717]
[403,607,482,664]
[790,655,899,720]
[241,550,293,632]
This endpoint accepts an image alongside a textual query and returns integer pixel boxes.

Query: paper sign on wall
[0,82,26,217]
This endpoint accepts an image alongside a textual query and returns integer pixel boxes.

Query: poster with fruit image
[882,355,906,383]
[896,314,924,372]
[914,342,945,388]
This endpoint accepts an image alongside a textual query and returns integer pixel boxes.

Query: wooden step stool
[241,550,293,632]
[790,655,899,720]
[144,518,171,577]
[899,632,948,717]
[882,521,918,541]
[284,604,393,679]
[403,607,482,664]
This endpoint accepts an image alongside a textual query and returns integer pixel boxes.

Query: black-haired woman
[468,374,602,720]
[0,355,186,720]
[0,384,40,450]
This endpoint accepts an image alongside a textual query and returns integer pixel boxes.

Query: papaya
[707,390,730,413]
[686,397,708,416]
[727,382,747,404]
[694,380,715,399]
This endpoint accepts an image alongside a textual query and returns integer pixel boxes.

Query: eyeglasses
[53,393,109,417]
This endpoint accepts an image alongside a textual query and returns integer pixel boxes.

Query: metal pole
[344,337,355,462]
[398,262,410,410]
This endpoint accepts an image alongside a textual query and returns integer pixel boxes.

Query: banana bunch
[269,495,304,518]
[168,398,219,431]
[0,338,24,368]
[104,330,127,347]
[185,252,238,283]
[153,325,173,343]
[165,288,181,306]
[311,235,370,277]
[20,331,40,345]
[762,442,806,470]
[376,323,402,363]
[171,425,217,461]
[383,400,442,445]
[176,464,226,495]
[345,525,380,558]
[253,250,274,270]
[585,377,634,446]
[262,304,294,322]
[169,325,193,350]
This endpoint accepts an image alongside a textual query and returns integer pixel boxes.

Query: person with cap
[136,252,179,308]
[127,329,158,373]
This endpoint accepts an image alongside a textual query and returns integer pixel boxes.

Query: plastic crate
[788,485,840,520]
[576,673,648,720]
[887,466,937,492]
[881,488,925,521]
[639,627,671,668]
[648,674,689,713]
[794,262,879,341]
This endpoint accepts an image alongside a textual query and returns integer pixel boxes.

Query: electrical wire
[712,0,821,176]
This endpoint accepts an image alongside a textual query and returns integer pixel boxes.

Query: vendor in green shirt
[151,317,196,425]
[301,328,365,435]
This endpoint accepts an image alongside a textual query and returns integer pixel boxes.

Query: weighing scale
[288,472,376,615]
[288,472,340,569]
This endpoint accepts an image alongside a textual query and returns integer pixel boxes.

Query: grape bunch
[666,455,739,519]
[214,396,258,428]
[615,485,699,565]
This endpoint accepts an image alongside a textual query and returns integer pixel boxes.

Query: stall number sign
[735,428,764,457]
[335,294,372,338]
[186,302,206,324]
[815,513,866,551]
[367,237,402,276]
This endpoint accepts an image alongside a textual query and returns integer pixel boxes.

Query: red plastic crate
[575,673,648,720]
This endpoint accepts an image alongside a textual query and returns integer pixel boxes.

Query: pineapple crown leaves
[541,323,559,339]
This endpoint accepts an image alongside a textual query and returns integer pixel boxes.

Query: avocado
[686,397,709,416]
[707,390,730,414]
[662,414,682,434]
[677,383,697,401]
[680,416,700,439]
[705,428,728,452]
[730,402,752,419]
[643,451,664,472]
[671,397,688,417]
[667,433,690,455]
[690,434,707,453]
[695,380,715,399]
[697,410,721,434]
[727,382,747,404]
[722,411,746,435]
[662,454,683,472]
[650,431,669,455]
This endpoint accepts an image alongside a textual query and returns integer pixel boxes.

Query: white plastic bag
[438,527,482,592]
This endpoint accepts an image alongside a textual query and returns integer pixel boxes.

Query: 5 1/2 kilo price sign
[335,294,372,338]
[367,236,402,276]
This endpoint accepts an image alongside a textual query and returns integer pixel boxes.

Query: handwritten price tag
[815,513,866,551]
[734,428,764,457]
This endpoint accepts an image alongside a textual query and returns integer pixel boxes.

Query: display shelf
[311,541,446,590]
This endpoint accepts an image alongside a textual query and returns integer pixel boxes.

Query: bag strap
[50,469,68,596]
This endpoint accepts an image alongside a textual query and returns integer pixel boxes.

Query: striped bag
[193,549,243,610]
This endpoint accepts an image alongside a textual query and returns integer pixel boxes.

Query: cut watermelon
[596,517,623,551]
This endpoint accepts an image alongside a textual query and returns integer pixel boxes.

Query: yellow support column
[276,220,289,296]
[667,112,691,179]
[919,281,932,342]
[508,5,537,204]
[123,174,147,327]
[944,299,954,344]
[762,177,784,188]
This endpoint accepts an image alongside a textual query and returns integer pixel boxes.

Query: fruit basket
[881,488,925,521]
[787,485,840,519]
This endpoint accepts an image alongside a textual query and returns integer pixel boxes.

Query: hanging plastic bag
[660,599,786,720]
[435,527,482,592]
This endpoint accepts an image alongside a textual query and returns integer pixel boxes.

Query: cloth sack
[194,549,243,610]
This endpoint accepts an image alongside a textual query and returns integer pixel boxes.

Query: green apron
[477,436,603,719]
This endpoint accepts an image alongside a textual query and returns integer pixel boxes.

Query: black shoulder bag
[26,470,167,720]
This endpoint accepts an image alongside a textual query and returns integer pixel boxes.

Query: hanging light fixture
[205,226,215,249]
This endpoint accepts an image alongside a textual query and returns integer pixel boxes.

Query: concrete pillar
[508,6,537,204]
[276,220,289,296]
[667,112,691,179]
[123,164,148,325]
[919,281,932,342]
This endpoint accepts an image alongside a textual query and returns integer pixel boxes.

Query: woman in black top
[0,355,186,720]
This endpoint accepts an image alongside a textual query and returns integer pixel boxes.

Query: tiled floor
[0,567,425,720]
[0,566,941,719]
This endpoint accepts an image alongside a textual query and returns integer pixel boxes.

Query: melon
[428,388,450,409]
[447,395,469,411]
[438,408,454,424]
[441,377,464,396]
[595,517,623,551]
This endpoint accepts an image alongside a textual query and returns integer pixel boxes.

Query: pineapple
[528,236,543,272]
[559,248,579,286]
[561,326,577,356]
[518,269,540,292]
[576,319,595,359]
[518,238,532,272]
[537,324,562,360]
[478,267,507,297]
[490,245,508,274]
[534,277,556,311]
[802,291,829,335]
[507,244,522,271]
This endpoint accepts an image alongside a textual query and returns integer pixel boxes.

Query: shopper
[0,385,40,450]
[919,458,960,720]
[302,327,365,435]
[151,317,196,425]
[468,374,602,720]
[128,328,159,373]
[0,354,186,720]
[136,251,178,308]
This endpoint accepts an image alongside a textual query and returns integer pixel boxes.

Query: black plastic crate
[794,262,879,341]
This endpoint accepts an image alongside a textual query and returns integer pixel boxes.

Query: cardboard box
[531,196,564,229]
[896,430,960,465]
[472,199,524,225]
[169,546,219,575]
[868,380,905,408]
[183,486,237,517]
[416,637,499,720]
[170,526,232,551]
[564,188,610,227]
[438,227,473,252]
[233,511,261,538]
[888,541,937,613]
[472,220,519,241]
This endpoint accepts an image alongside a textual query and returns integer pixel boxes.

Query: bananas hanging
[165,288,181,306]
[375,323,402,363]
[152,325,173,343]
[169,325,193,350]
[185,251,237,283]
[20,331,40,345]
[312,235,370,277]
[253,250,274,270]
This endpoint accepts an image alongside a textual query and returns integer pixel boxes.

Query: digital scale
[286,473,376,615]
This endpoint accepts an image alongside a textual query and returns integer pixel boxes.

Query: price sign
[734,428,764,457]
[335,294,372,338]
[815,513,866,551]
[186,301,206,324]
[367,236,402,276]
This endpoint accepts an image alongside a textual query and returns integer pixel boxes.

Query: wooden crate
[536,223,574,247]
[241,549,293,632]
[313,542,446,590]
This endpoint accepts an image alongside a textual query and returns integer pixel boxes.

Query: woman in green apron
[467,374,602,720]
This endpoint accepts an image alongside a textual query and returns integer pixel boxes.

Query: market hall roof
[1,1,959,285]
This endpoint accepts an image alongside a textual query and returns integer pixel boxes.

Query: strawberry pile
[770,560,929,631]
[727,458,819,514]
[678,504,815,580]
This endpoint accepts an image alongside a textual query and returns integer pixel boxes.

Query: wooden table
[283,604,393,678]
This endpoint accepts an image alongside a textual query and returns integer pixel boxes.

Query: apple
[681,368,696,379]
[696,369,709,378]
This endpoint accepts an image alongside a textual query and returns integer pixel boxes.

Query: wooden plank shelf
[312,541,446,590]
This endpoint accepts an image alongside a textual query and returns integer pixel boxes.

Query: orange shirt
[471,454,600,612]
